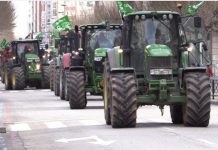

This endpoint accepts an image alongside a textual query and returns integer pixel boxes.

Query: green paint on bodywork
[145,44,173,57]
[25,53,40,61]
[95,48,109,57]
[182,51,189,67]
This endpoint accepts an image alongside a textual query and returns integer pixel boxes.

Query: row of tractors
[0,2,212,128]
[49,24,122,109]
[49,4,212,128]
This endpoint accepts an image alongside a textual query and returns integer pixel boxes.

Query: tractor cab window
[85,29,121,51]
[131,16,178,49]
[182,16,207,43]
[17,42,38,59]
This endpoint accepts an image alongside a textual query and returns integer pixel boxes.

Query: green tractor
[4,40,50,90]
[67,24,122,109]
[103,11,211,128]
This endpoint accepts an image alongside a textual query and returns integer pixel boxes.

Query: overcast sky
[13,1,29,39]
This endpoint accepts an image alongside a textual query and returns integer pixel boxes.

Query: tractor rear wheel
[110,73,137,128]
[183,72,211,127]
[49,61,55,91]
[68,71,86,109]
[41,66,50,89]
[54,68,60,96]
[60,69,65,100]
[4,65,12,90]
[64,70,69,101]
[170,105,183,124]
[103,60,112,125]
[12,67,25,90]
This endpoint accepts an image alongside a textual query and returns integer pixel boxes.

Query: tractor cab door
[182,15,210,66]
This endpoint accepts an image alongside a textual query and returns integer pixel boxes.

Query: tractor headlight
[36,64,41,70]
[150,69,172,75]
[94,57,102,61]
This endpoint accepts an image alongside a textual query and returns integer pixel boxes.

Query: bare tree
[0,1,16,41]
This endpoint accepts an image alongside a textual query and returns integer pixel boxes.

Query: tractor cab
[80,24,122,73]
[11,40,41,69]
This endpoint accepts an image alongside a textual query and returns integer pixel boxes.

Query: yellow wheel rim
[103,75,108,109]
[4,71,8,85]
[12,72,16,87]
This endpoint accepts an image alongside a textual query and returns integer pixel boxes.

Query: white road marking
[79,120,104,126]
[45,121,66,129]
[198,139,215,145]
[56,135,115,146]
[40,89,50,92]
[25,90,35,92]
[9,123,31,131]
[9,91,19,93]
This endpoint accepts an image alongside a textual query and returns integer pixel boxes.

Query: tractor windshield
[17,42,39,59]
[131,17,178,50]
[85,29,121,51]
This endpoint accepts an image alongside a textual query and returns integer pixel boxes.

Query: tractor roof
[124,11,180,17]
[80,24,121,30]
[11,39,40,44]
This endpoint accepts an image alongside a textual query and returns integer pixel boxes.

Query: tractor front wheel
[64,70,69,101]
[110,73,137,128]
[4,65,12,90]
[183,72,211,127]
[12,67,25,90]
[60,69,65,100]
[49,61,55,91]
[68,71,86,109]
[170,105,183,124]
[41,66,50,89]
[103,60,112,125]
[54,68,60,96]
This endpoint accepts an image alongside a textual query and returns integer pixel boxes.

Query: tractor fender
[179,67,207,88]
[62,53,71,69]
[107,48,116,69]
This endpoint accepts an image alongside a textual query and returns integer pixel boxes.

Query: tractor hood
[95,48,110,57]
[25,53,40,62]
[145,44,173,57]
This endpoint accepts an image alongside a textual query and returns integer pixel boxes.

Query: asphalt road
[0,83,218,150]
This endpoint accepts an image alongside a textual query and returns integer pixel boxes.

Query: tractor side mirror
[194,16,202,28]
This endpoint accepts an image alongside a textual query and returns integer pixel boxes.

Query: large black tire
[49,61,55,91]
[183,72,211,127]
[4,64,12,90]
[64,70,70,101]
[54,68,60,96]
[170,105,183,124]
[110,73,137,128]
[41,66,50,89]
[1,66,5,83]
[11,67,25,90]
[60,69,65,100]
[68,71,86,109]
[103,60,112,125]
